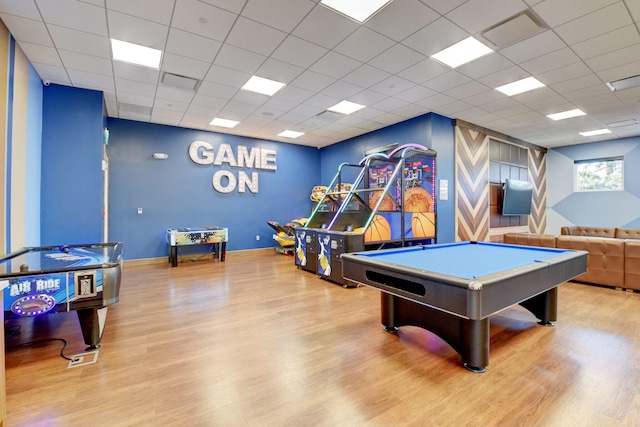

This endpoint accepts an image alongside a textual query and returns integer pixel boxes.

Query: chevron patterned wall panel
[528,149,547,234]
[455,126,490,241]
[455,122,547,242]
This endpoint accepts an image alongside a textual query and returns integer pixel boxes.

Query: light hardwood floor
[4,249,640,426]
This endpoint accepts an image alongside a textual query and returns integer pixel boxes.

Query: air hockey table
[341,241,587,372]
[1,242,123,350]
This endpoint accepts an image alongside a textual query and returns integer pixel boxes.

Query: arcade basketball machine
[298,144,437,287]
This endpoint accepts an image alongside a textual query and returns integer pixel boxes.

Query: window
[575,157,623,191]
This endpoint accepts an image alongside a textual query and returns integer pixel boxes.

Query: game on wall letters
[188,140,277,194]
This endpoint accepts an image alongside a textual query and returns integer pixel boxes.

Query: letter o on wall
[213,170,236,193]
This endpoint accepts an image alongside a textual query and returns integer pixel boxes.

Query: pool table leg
[520,287,558,326]
[77,307,108,351]
[381,293,490,373]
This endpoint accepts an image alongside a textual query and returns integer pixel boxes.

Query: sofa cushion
[503,233,556,248]
[556,235,624,288]
[615,228,640,240]
[560,226,616,238]
[624,240,640,291]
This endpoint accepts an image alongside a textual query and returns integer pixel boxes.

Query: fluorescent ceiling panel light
[547,109,586,121]
[327,100,366,115]
[320,0,392,23]
[241,76,285,96]
[496,76,545,96]
[579,129,612,137]
[210,118,239,128]
[278,130,305,138]
[606,74,640,91]
[111,39,162,69]
[430,37,494,68]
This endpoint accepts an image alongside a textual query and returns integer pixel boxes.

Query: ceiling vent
[161,72,201,91]
[118,102,152,115]
[315,110,345,122]
[480,10,546,49]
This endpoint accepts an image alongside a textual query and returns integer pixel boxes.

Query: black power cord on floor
[7,336,81,362]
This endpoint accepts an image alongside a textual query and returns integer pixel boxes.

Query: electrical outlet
[256,235,260,240]
[137,208,142,215]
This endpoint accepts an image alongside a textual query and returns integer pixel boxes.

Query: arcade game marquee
[1,242,123,356]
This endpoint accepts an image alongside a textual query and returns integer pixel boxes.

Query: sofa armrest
[624,240,640,291]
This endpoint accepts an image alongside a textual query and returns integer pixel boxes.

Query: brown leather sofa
[503,226,640,291]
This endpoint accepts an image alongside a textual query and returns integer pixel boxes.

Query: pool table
[341,241,587,372]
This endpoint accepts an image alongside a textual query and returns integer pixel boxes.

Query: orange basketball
[364,215,392,242]
[369,190,397,211]
[411,212,435,238]
[404,187,433,212]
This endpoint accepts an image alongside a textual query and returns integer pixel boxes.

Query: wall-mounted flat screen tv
[502,179,533,216]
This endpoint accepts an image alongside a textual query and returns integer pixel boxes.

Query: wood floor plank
[4,249,640,426]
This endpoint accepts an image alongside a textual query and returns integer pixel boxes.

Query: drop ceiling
[0,0,639,149]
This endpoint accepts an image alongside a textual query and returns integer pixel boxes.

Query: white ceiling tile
[571,25,640,61]
[477,65,532,88]
[105,0,175,25]
[321,80,364,99]
[204,65,250,87]
[365,0,439,42]
[197,80,238,99]
[166,29,222,63]
[290,70,335,92]
[241,0,314,33]
[393,85,438,103]
[421,0,468,15]
[415,93,457,109]
[532,0,618,27]
[584,43,640,72]
[456,54,515,79]
[499,30,565,64]
[304,93,342,109]
[595,59,640,83]
[107,10,169,50]
[116,92,154,107]
[213,44,266,74]
[225,16,287,56]
[549,74,603,94]
[48,25,111,58]
[162,53,210,80]
[309,51,362,79]
[444,81,493,100]
[171,0,237,42]
[370,96,410,112]
[113,61,159,84]
[369,43,426,75]
[31,63,71,85]
[115,77,156,96]
[153,98,189,112]
[16,42,62,67]
[231,89,270,107]
[401,17,468,57]
[271,36,328,69]
[397,58,450,84]
[422,70,472,92]
[255,58,304,84]
[537,62,592,85]
[156,86,196,103]
[445,0,528,34]
[464,89,505,106]
[69,69,115,91]
[554,2,633,45]
[292,4,359,49]
[348,89,388,106]
[519,48,581,75]
[59,49,113,76]
[35,0,107,36]
[190,93,228,109]
[272,85,314,103]
[0,14,53,46]
[0,0,41,20]
[333,27,395,63]
[370,75,416,96]
[627,0,640,22]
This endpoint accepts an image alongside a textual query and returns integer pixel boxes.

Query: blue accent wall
[107,119,320,260]
[41,84,104,245]
[547,136,640,232]
[319,113,455,243]
[25,64,43,246]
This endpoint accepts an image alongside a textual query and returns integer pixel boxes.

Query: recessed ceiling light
[210,118,239,128]
[241,76,285,96]
[320,0,392,23]
[546,109,586,121]
[111,39,162,69]
[327,100,366,115]
[278,130,305,138]
[579,129,612,137]
[495,76,545,96]
[430,37,494,68]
